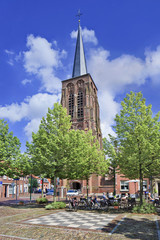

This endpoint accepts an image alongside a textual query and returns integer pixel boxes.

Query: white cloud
[21,79,32,85]
[88,48,146,94]
[0,93,61,138]
[99,91,120,139]
[145,46,160,83]
[5,49,15,66]
[24,118,41,141]
[71,27,98,45]
[23,34,66,93]
[53,40,57,47]
[87,45,160,138]
[5,49,14,55]
[7,60,14,66]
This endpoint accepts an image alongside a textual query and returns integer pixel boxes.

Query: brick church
[59,20,113,195]
[59,20,149,197]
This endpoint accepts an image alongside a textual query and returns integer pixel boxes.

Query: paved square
[24,211,118,231]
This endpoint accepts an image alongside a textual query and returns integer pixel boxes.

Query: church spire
[72,12,87,78]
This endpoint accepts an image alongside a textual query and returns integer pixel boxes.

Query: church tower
[61,20,102,145]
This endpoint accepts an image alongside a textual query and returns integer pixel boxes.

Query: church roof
[72,22,87,78]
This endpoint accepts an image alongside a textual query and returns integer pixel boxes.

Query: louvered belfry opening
[77,91,83,118]
[67,83,74,119]
[77,79,84,119]
[69,93,74,118]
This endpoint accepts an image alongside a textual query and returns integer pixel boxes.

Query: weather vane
[76,9,83,23]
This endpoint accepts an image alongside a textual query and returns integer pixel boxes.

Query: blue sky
[0,0,160,151]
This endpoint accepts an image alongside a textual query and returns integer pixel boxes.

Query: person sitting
[148,192,154,202]
[102,192,108,203]
[102,192,107,200]
[92,194,100,206]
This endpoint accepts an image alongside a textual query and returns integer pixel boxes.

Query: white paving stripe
[68,224,80,227]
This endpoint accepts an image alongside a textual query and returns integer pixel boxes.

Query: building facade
[0,175,28,198]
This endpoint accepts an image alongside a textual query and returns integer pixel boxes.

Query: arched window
[77,91,83,118]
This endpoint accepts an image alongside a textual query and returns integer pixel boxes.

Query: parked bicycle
[99,198,109,210]
[68,197,78,211]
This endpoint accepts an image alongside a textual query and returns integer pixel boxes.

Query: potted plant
[19,201,24,205]
[113,201,119,209]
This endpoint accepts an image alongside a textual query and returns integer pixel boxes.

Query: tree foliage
[0,119,21,177]
[114,92,160,204]
[64,129,108,197]
[26,103,72,200]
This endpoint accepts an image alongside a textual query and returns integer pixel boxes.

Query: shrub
[36,197,48,204]
[45,201,66,210]
[132,202,156,214]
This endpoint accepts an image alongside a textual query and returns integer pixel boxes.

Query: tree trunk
[139,164,143,206]
[86,178,89,198]
[54,176,57,202]
[113,167,116,196]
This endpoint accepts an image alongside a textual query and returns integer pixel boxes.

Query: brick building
[0,175,28,198]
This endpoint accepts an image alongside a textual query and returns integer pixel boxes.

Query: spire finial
[76,9,82,23]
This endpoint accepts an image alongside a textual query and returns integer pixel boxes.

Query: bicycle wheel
[74,202,78,211]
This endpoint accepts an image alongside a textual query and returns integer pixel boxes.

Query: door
[158,183,160,196]
[5,185,7,198]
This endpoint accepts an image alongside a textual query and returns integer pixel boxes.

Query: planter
[114,205,119,209]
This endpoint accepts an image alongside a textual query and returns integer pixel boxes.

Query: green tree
[114,92,160,205]
[26,103,72,201]
[79,131,107,198]
[15,153,33,177]
[103,135,119,196]
[29,178,38,193]
[64,130,108,198]
[0,119,21,177]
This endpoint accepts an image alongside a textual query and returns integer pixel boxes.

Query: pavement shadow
[104,216,158,240]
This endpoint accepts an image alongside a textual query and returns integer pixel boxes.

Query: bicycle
[99,198,109,210]
[69,197,78,211]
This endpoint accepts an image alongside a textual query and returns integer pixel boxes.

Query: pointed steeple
[72,21,87,78]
